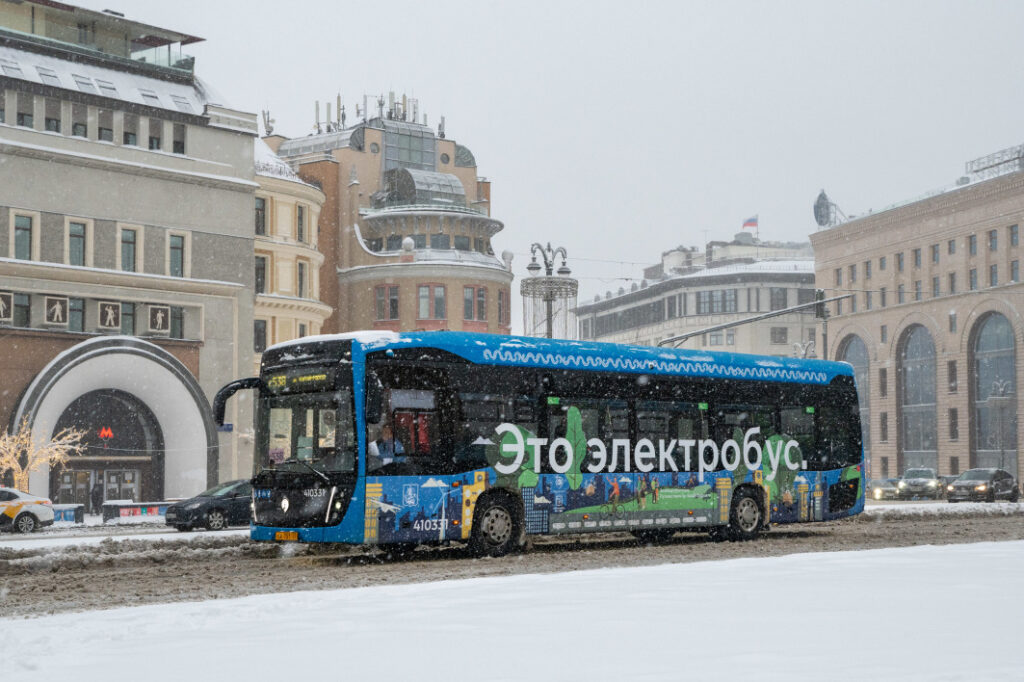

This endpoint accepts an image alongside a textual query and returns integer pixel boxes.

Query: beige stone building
[576,234,818,354]
[252,139,331,372]
[264,98,513,336]
[0,1,257,502]
[811,146,1024,483]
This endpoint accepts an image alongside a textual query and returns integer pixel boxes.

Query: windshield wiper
[282,457,330,483]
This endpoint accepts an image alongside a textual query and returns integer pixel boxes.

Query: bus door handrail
[213,377,262,426]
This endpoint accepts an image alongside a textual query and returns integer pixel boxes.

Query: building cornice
[337,261,514,285]
[811,170,1024,248]
[0,134,258,193]
[0,257,245,296]
[255,293,333,318]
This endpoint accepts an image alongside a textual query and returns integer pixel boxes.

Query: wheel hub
[735,497,760,532]
[481,507,512,545]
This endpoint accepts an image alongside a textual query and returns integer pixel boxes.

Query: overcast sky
[78,0,1024,318]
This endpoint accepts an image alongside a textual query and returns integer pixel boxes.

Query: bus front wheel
[470,496,522,557]
[726,488,764,541]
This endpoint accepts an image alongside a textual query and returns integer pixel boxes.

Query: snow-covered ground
[3,540,1022,680]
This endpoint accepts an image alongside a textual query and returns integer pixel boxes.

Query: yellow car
[0,486,55,533]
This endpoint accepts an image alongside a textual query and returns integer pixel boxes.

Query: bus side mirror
[213,377,262,426]
[365,371,383,424]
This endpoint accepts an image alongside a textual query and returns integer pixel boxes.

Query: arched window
[899,325,937,471]
[838,335,870,464]
[971,313,1017,471]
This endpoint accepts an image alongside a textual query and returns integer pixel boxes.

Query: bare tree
[0,417,86,491]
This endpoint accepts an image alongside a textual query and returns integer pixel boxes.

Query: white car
[0,486,55,533]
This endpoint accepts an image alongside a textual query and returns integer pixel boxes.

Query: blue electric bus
[214,331,864,556]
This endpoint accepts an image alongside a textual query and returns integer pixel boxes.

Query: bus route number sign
[265,367,336,394]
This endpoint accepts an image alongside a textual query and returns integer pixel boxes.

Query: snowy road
[3,540,1022,681]
[2,502,1023,620]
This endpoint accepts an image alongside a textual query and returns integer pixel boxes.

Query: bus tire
[470,495,522,557]
[726,487,763,541]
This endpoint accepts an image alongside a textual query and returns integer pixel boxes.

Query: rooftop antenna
[261,110,274,136]
[377,94,385,119]
[438,115,446,139]
[326,102,332,132]
[337,93,342,127]
[340,104,346,129]
[314,101,321,134]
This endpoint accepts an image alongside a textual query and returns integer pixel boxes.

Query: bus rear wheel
[726,488,763,541]
[470,496,522,557]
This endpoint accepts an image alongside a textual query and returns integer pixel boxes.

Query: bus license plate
[275,531,298,541]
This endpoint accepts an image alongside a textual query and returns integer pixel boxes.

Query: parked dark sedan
[165,479,253,531]
[946,468,1020,503]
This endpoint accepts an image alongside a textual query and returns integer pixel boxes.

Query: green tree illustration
[564,406,587,490]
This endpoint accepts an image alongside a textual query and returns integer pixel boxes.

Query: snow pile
[2,541,1022,680]
[860,500,1024,521]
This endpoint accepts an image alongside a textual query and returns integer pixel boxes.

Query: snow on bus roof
[267,331,851,385]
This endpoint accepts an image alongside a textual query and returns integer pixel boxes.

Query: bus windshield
[258,389,356,474]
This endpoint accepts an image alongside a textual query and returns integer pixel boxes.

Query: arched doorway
[52,389,165,506]
[898,325,937,472]
[13,336,218,499]
[837,334,870,471]
[970,313,1017,471]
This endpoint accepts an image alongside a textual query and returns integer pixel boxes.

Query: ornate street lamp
[521,242,577,339]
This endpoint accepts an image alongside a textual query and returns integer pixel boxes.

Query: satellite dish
[813,190,832,227]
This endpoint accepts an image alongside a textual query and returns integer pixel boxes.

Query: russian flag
[742,214,758,229]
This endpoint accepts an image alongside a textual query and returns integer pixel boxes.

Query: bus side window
[781,406,815,468]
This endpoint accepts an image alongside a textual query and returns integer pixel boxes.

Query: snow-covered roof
[276,129,356,157]
[679,259,815,279]
[254,138,302,182]
[0,44,220,114]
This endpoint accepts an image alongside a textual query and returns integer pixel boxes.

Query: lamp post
[989,379,1012,470]
[525,242,572,339]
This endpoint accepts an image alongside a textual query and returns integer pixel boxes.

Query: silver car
[897,468,942,500]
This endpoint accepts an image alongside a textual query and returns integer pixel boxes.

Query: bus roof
[268,331,852,386]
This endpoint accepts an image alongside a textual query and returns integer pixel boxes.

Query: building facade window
[948,272,957,295]
[769,288,787,311]
[120,228,137,272]
[971,313,1017,470]
[1011,224,1019,247]
[880,412,888,442]
[254,320,267,353]
[900,325,937,471]
[120,302,135,335]
[769,327,788,344]
[255,197,266,236]
[865,291,872,310]
[970,268,978,290]
[948,360,957,393]
[412,234,426,249]
[864,260,872,279]
[897,284,905,304]
[454,235,471,251]
[913,248,921,267]
[879,255,887,271]
[429,233,450,250]
[880,287,887,307]
[948,239,956,255]
[931,244,939,264]
[68,297,84,332]
[949,311,957,333]
[896,252,904,272]
[169,234,185,277]
[990,265,998,287]
[498,290,509,326]
[932,276,940,298]
[68,222,86,266]
[989,229,998,251]
[386,234,403,251]
[418,285,446,319]
[914,280,922,301]
[296,205,306,242]
[834,268,842,286]
[12,293,30,327]
[848,264,857,283]
[14,215,32,260]
[254,255,267,294]
[297,261,307,298]
[969,234,977,255]
[375,285,399,320]
[1013,260,1020,283]
[949,408,959,441]
[839,335,870,462]
[880,325,888,343]
[170,307,184,339]
[463,286,487,321]
[879,367,888,397]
